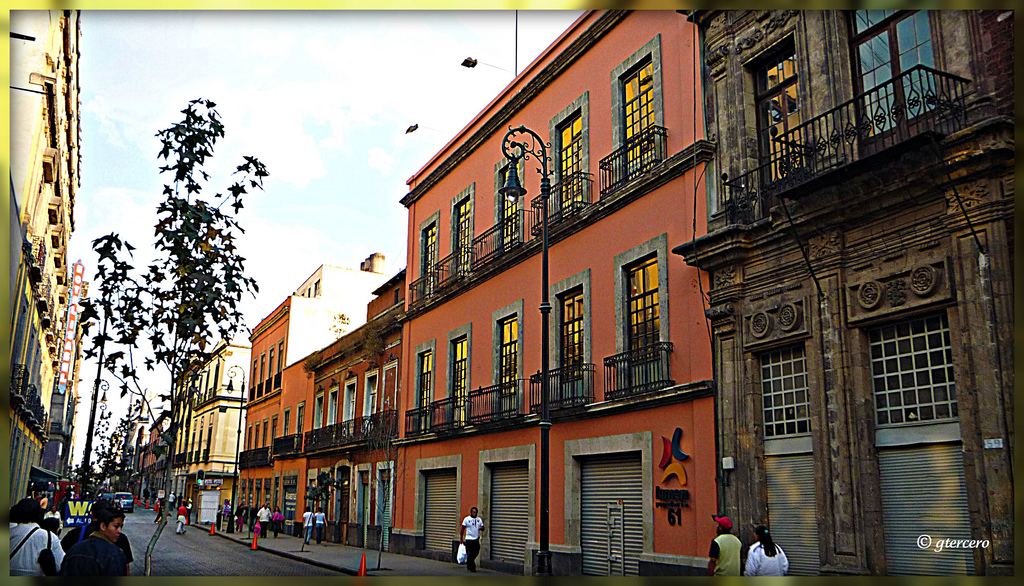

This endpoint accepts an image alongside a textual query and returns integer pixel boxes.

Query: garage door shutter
[490,462,529,564]
[765,454,820,575]
[580,453,643,576]
[424,469,458,553]
[878,443,974,575]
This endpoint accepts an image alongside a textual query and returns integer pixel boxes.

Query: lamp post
[499,124,552,576]
[226,365,247,534]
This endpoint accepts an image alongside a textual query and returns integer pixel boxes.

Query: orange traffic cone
[357,552,367,576]
[209,523,216,535]
[251,532,259,550]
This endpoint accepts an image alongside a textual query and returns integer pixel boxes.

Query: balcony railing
[11,364,28,399]
[722,65,970,224]
[303,410,398,453]
[256,381,265,397]
[404,406,432,437]
[599,125,668,196]
[530,172,595,236]
[202,448,210,462]
[274,372,282,389]
[238,447,272,469]
[472,211,524,270]
[468,380,525,425]
[435,249,473,291]
[529,362,596,413]
[409,271,437,305]
[603,342,674,400]
[429,395,468,433]
[174,452,186,466]
[272,433,303,458]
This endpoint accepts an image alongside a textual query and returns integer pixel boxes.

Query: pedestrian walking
[9,498,64,576]
[314,507,326,544]
[186,498,193,525]
[248,502,258,534]
[168,492,176,507]
[43,503,63,535]
[745,525,789,576]
[235,503,248,533]
[176,503,189,534]
[302,507,314,545]
[272,507,284,538]
[257,503,271,538]
[60,503,127,576]
[707,515,742,576]
[153,498,163,523]
[459,506,485,573]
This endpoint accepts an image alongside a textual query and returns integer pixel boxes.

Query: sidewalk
[195,522,505,576]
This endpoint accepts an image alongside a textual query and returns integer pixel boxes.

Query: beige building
[10,9,83,499]
[169,338,252,522]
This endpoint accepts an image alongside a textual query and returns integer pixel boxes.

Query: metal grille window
[756,47,800,180]
[262,419,268,447]
[451,337,468,424]
[418,350,434,408]
[421,223,437,277]
[760,346,810,437]
[277,341,285,374]
[314,393,324,429]
[296,403,304,434]
[283,409,290,436]
[627,257,659,350]
[870,313,957,426]
[454,199,473,272]
[561,289,584,367]
[500,167,519,247]
[623,62,655,142]
[499,316,518,384]
[559,115,585,205]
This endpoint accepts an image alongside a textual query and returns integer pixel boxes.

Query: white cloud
[367,147,396,177]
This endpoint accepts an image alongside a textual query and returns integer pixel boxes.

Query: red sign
[57,262,85,394]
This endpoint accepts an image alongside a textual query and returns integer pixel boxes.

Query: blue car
[114,492,134,513]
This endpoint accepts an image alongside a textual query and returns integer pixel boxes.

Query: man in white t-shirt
[459,506,484,573]
[302,508,314,545]
[9,498,65,576]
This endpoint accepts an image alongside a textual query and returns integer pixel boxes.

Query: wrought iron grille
[238,447,272,469]
[409,272,437,305]
[404,406,432,436]
[472,210,523,270]
[529,362,596,412]
[599,125,668,196]
[721,65,970,224]
[468,379,525,425]
[274,372,282,389]
[435,250,472,291]
[272,433,304,457]
[603,342,674,400]
[428,395,467,433]
[529,172,594,236]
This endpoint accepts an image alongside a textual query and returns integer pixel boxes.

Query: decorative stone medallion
[886,280,907,307]
[750,311,772,338]
[910,266,938,297]
[857,280,883,310]
[778,303,800,331]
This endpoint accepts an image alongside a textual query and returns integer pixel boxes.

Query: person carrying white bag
[459,506,484,572]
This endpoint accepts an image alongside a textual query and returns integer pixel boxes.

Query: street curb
[198,524,361,576]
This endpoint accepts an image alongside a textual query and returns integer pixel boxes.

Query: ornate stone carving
[764,10,798,33]
[705,303,735,321]
[778,303,800,331]
[714,267,736,288]
[945,183,985,211]
[735,28,764,53]
[707,43,731,68]
[750,311,772,338]
[809,231,842,258]
[857,280,883,310]
[886,280,907,307]
[910,266,938,297]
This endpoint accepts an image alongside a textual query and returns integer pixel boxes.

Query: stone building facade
[674,9,1013,575]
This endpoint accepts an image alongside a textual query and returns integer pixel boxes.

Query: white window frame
[364,372,379,417]
[344,380,357,421]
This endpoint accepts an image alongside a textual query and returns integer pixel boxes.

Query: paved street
[121,508,341,576]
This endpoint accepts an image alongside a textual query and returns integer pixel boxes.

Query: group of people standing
[302,506,328,544]
[234,502,286,538]
[10,497,133,576]
[708,515,790,576]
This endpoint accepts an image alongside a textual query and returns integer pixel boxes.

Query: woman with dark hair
[744,525,789,576]
[10,498,65,576]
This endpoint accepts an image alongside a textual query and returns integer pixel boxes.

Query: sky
[67,9,586,468]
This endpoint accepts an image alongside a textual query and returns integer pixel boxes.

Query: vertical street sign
[57,261,86,394]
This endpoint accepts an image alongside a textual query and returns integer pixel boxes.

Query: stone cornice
[400,10,629,208]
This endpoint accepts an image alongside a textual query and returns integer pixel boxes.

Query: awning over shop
[30,465,61,482]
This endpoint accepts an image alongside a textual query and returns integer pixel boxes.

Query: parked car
[114,492,134,513]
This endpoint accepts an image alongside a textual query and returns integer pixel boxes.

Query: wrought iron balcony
[530,172,595,236]
[404,405,432,437]
[202,448,210,462]
[435,249,474,291]
[599,125,668,197]
[256,381,264,397]
[274,372,282,389]
[472,211,524,270]
[409,272,437,305]
[468,380,525,425]
[238,447,272,469]
[603,342,674,400]
[721,65,970,224]
[429,395,468,433]
[11,364,28,401]
[174,452,186,466]
[272,433,303,458]
[529,362,596,413]
[303,410,398,453]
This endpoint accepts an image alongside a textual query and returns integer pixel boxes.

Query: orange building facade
[393,11,715,576]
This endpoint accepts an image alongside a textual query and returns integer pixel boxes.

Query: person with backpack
[745,525,790,576]
[10,498,64,576]
[61,499,134,576]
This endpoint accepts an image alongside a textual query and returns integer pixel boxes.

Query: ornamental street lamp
[499,124,552,577]
[226,365,247,534]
